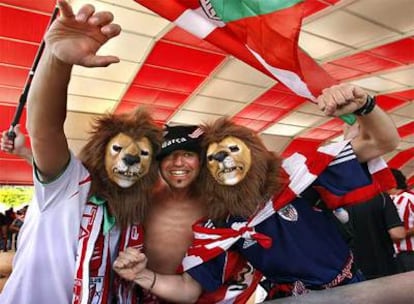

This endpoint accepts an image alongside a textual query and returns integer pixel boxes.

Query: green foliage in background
[0,186,33,208]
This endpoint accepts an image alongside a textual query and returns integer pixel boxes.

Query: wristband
[149,271,157,291]
[354,95,376,116]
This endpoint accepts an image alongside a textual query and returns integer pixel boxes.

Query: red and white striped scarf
[73,202,144,304]
[183,140,395,271]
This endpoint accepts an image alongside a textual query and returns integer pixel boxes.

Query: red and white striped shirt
[392,190,414,253]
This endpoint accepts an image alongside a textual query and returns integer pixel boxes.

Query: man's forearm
[134,270,201,303]
[27,49,72,180]
[352,100,400,162]
[27,49,72,139]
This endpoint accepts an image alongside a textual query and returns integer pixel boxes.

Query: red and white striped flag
[135,0,357,124]
[135,0,337,100]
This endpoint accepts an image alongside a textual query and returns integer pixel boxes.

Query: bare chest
[144,201,204,274]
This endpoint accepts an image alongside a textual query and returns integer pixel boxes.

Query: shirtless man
[144,125,206,275]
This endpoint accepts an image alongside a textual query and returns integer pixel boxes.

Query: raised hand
[317,84,368,117]
[46,0,121,67]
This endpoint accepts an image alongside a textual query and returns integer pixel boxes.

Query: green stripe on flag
[210,0,303,22]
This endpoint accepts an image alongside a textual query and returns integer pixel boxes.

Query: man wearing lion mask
[0,2,162,304]
[113,83,401,302]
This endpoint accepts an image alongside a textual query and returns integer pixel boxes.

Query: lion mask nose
[123,154,140,166]
[212,151,228,162]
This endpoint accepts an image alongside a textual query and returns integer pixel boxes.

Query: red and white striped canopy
[0,0,413,185]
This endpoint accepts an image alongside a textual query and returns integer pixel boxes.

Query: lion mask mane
[78,107,162,228]
[200,118,285,221]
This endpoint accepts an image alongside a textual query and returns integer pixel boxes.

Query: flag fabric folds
[135,0,357,124]
[135,0,338,99]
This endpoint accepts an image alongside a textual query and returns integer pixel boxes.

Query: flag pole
[7,6,60,142]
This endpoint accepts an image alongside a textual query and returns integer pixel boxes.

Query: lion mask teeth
[113,167,139,177]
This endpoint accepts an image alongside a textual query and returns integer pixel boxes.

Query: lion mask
[78,107,162,228]
[199,118,285,221]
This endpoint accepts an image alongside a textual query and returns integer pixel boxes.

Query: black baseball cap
[156,125,204,161]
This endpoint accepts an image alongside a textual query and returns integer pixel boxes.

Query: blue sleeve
[186,251,227,292]
[313,144,372,196]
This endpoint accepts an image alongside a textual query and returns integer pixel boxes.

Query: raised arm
[26,0,121,181]
[317,84,399,162]
[113,247,202,303]
[1,125,33,164]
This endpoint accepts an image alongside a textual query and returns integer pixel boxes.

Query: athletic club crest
[277,204,298,221]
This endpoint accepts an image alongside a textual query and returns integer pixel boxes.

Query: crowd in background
[0,205,28,252]
[334,168,414,279]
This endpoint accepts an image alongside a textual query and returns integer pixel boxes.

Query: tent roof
[0,0,413,185]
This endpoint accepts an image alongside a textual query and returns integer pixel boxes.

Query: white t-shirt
[0,154,91,304]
